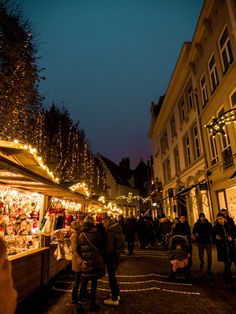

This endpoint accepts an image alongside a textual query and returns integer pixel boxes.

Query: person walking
[192,213,213,274]
[78,215,105,311]
[213,212,236,291]
[125,213,137,255]
[102,216,125,306]
[117,214,126,254]
[70,218,86,305]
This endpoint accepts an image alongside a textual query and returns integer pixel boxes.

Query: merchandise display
[40,198,83,242]
[0,186,44,256]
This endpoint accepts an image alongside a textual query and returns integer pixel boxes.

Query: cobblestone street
[16,244,236,314]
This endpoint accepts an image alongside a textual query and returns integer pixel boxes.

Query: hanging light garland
[12,139,59,183]
[205,108,236,136]
[116,192,151,204]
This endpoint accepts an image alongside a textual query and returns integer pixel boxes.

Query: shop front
[217,185,236,223]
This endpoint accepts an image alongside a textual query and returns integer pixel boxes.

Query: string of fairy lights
[205,108,236,136]
[11,139,60,183]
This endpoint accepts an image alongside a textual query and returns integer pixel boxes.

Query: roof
[98,154,133,187]
[0,140,87,201]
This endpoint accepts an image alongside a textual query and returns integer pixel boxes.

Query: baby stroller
[167,235,191,282]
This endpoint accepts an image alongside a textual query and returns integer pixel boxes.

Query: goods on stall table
[0,186,43,256]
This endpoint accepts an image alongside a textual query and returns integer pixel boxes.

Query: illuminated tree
[0,0,43,143]
[0,1,105,195]
[42,102,105,194]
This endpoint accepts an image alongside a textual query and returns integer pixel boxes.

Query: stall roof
[0,140,87,201]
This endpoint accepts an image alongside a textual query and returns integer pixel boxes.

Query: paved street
[16,244,236,314]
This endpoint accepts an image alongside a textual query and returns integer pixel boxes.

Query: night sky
[18,0,203,168]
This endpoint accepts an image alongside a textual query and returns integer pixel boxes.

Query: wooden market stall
[0,140,90,302]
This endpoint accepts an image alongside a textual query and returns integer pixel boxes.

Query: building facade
[95,154,143,217]
[149,0,236,226]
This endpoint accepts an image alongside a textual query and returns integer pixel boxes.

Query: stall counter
[9,247,50,303]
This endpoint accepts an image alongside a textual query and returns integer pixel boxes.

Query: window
[218,108,233,170]
[200,74,208,107]
[170,114,177,138]
[231,90,236,106]
[183,134,191,166]
[208,54,219,92]
[208,130,218,165]
[174,146,180,174]
[179,99,186,122]
[218,109,231,150]
[163,157,171,183]
[192,124,201,159]
[160,129,169,155]
[187,85,194,110]
[219,27,234,73]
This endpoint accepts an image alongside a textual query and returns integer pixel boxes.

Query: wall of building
[149,0,236,226]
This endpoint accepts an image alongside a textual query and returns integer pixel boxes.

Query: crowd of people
[69,208,236,311]
[1,208,236,314]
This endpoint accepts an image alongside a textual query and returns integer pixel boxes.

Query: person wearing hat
[193,213,213,274]
[70,217,87,305]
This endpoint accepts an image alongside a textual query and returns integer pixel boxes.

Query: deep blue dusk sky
[18,0,203,168]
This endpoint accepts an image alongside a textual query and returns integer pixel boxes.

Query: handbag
[82,232,101,252]
[81,232,105,279]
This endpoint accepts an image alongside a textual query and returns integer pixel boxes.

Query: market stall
[0,140,88,301]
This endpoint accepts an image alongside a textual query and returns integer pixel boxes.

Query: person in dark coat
[125,213,137,255]
[220,208,236,235]
[70,220,85,305]
[172,215,192,265]
[137,215,148,249]
[103,216,125,305]
[118,214,126,254]
[157,214,172,248]
[78,215,105,311]
[192,213,213,273]
[214,212,235,290]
